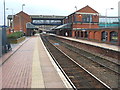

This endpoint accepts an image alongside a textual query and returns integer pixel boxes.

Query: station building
[7,11,32,35]
[54,5,99,36]
[7,12,64,36]
[7,5,120,45]
[54,5,120,46]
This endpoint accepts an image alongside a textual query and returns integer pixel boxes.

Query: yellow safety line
[31,37,45,88]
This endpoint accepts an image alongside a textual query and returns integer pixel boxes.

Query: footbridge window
[110,31,118,43]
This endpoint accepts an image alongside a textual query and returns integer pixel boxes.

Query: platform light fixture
[75,6,77,11]
[22,4,25,11]
[6,8,14,32]
[3,0,6,26]
[105,8,114,28]
[2,0,7,53]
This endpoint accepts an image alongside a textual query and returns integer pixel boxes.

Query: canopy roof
[26,22,38,29]
[54,23,72,29]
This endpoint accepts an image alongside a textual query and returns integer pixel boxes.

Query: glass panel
[82,14,92,23]
[110,32,118,42]
[102,31,108,41]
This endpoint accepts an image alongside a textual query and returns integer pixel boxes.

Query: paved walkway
[1,35,71,89]
[10,37,29,49]
[0,37,30,65]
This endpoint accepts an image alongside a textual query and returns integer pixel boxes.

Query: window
[85,31,88,38]
[110,31,118,43]
[82,14,92,23]
[102,31,108,41]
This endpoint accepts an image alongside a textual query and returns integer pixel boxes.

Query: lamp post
[74,6,78,38]
[6,8,14,32]
[3,0,6,27]
[105,8,114,28]
[2,0,7,53]
[75,6,77,11]
[22,4,25,11]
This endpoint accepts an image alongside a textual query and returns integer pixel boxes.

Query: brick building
[7,6,119,45]
[14,11,32,33]
[54,5,119,46]
[7,11,65,35]
[7,11,32,35]
[64,5,99,28]
[55,5,99,36]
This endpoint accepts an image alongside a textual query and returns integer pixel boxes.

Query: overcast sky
[0,0,119,25]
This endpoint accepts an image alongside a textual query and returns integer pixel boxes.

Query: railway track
[49,35,120,75]
[41,34,112,89]
[63,42,120,75]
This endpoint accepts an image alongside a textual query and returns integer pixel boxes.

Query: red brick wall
[76,14,82,22]
[72,15,75,22]
[71,28,119,45]
[94,31,101,41]
[92,15,99,22]
[14,16,21,31]
[100,29,119,45]
[13,11,31,33]
[64,14,99,24]
[77,5,98,13]
[89,31,94,39]
[72,23,99,29]
[72,30,75,37]
[88,31,101,41]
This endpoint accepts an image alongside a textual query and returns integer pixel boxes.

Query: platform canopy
[54,23,72,30]
[26,22,38,29]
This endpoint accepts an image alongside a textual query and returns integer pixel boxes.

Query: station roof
[64,5,99,19]
[76,5,99,14]
[54,23,72,29]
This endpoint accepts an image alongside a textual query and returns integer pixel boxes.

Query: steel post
[0,28,2,57]
[2,27,7,53]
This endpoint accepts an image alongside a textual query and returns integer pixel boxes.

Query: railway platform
[0,34,72,89]
[53,34,120,52]
[49,34,119,64]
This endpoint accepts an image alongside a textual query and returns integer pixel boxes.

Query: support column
[88,31,90,40]
[72,30,75,37]
[7,18,9,27]
[9,19,12,28]
[83,31,85,38]
[98,31,101,42]
[79,31,81,38]
[93,31,95,40]
[99,31,102,42]
[107,32,111,43]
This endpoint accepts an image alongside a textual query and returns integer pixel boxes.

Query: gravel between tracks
[41,35,110,89]
[47,35,119,88]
